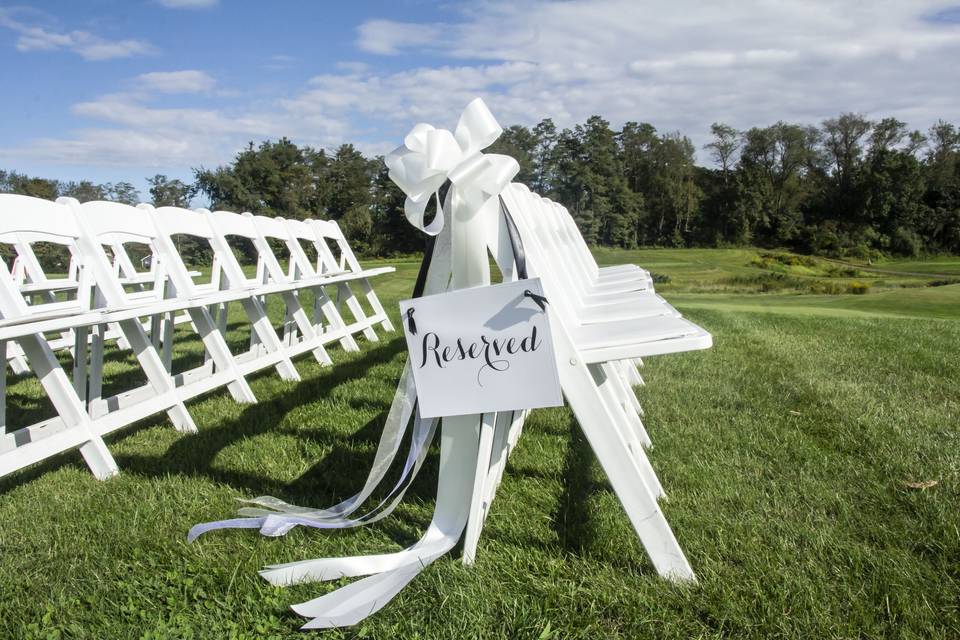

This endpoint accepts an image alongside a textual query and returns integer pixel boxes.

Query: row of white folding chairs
[5,236,202,374]
[0,194,394,480]
[3,200,384,392]
[461,182,712,577]
[261,180,714,597]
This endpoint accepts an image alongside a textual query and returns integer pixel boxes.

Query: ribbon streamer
[187,98,519,630]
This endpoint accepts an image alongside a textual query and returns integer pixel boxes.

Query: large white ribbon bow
[385,98,520,235]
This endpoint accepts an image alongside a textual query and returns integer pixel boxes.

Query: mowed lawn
[1,249,958,639]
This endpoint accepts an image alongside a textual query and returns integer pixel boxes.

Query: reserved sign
[399,278,563,419]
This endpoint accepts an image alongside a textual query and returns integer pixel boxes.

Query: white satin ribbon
[188,99,519,630]
[385,98,518,237]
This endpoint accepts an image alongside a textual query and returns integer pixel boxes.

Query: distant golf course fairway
[0,248,957,639]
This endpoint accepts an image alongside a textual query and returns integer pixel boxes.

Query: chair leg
[358,278,395,332]
[280,290,333,366]
[18,334,118,480]
[338,283,378,343]
[553,328,694,581]
[187,306,256,403]
[314,287,360,352]
[88,324,105,411]
[238,297,300,382]
[116,318,197,433]
[72,325,90,405]
[602,362,651,447]
[590,364,663,498]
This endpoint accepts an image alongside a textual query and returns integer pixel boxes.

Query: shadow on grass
[1,338,425,499]
[551,416,601,554]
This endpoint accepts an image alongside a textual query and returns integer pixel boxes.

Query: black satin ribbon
[499,195,528,281]
[406,308,417,335]
[501,195,549,311]
[523,289,549,311]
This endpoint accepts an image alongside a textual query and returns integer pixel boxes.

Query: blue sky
[1,1,959,199]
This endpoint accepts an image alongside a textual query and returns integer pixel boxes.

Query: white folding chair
[252,215,362,353]
[456,183,713,578]
[204,209,336,368]
[68,198,254,432]
[0,195,118,478]
[306,218,395,342]
[145,204,302,387]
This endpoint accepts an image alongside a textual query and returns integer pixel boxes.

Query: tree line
[3,112,959,260]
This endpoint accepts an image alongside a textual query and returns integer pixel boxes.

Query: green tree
[60,180,106,202]
[194,138,325,219]
[737,122,819,245]
[645,133,702,246]
[530,119,558,193]
[488,124,537,185]
[147,174,197,208]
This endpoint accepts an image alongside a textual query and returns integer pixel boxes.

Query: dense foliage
[3,113,959,258]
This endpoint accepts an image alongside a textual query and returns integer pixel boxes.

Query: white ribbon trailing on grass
[276,99,519,630]
[187,98,518,630]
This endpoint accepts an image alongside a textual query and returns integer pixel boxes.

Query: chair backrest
[245,214,303,283]
[0,194,83,245]
[58,199,168,307]
[142,204,219,297]
[0,196,65,319]
[206,209,290,287]
[499,184,584,326]
[282,218,327,278]
[0,195,88,312]
[0,195,81,290]
[306,218,358,274]
[527,194,602,299]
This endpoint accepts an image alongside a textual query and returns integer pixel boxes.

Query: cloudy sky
[1,0,959,194]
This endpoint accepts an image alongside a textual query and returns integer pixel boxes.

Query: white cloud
[0,85,350,169]
[344,0,960,151]
[357,19,444,55]
[263,54,296,71]
[0,9,155,60]
[156,0,218,9]
[5,0,960,174]
[136,70,216,94]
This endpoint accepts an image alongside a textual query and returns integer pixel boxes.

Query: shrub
[847,281,871,295]
[807,280,844,295]
[824,265,865,278]
[891,227,924,258]
[725,272,803,292]
[651,272,671,284]
[928,278,960,287]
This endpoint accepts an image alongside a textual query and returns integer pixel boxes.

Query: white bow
[385,98,520,235]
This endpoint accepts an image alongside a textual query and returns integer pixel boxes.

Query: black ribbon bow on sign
[406,308,417,335]
[405,189,548,335]
[523,289,549,311]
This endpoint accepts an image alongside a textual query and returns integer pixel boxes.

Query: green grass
[1,248,958,638]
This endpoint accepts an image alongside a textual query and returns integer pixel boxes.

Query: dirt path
[821,257,960,279]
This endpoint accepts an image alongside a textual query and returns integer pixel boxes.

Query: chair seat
[572,313,703,351]
[20,279,80,294]
[588,274,653,294]
[577,293,679,324]
[594,267,649,284]
[597,264,641,275]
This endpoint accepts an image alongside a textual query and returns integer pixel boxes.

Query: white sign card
[398,278,563,419]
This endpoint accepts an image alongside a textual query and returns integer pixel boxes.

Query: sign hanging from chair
[399,278,562,419]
